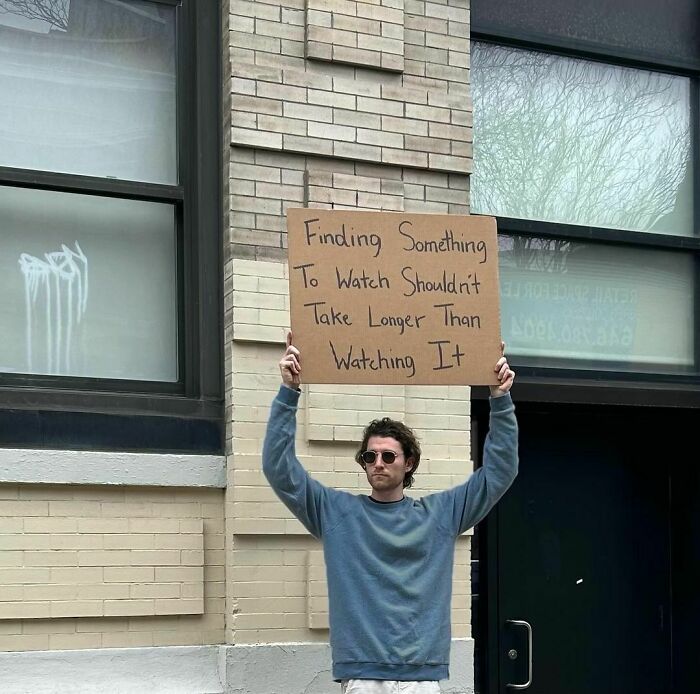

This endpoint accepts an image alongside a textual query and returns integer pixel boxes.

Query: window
[472,37,699,384]
[0,0,222,451]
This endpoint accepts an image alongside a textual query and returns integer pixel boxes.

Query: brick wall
[0,485,225,651]
[226,261,474,643]
[225,0,474,649]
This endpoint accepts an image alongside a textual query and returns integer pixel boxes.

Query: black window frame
[0,0,223,452]
[470,14,700,409]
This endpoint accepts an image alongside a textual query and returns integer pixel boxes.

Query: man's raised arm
[262,332,328,538]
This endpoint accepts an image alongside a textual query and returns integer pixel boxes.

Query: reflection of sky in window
[472,43,693,236]
[0,0,69,32]
[0,0,176,183]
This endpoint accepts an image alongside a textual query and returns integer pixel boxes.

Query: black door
[490,409,672,694]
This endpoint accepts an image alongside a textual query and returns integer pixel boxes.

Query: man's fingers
[282,355,300,373]
[497,361,512,381]
[286,330,293,349]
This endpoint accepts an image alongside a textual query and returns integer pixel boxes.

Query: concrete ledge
[219,640,475,694]
[0,641,474,693]
[0,449,226,488]
[0,645,224,694]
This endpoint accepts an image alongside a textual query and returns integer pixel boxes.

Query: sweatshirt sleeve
[262,385,330,539]
[434,393,518,536]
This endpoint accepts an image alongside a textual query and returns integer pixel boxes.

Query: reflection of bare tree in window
[499,234,578,273]
[472,43,691,235]
[0,0,69,30]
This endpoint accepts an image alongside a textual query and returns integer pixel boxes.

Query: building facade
[1,0,698,693]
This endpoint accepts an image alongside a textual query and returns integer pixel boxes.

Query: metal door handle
[506,619,533,689]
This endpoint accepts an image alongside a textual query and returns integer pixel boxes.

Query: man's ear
[405,458,414,473]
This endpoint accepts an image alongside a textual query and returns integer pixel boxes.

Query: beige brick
[104,600,154,617]
[0,602,50,620]
[50,601,104,619]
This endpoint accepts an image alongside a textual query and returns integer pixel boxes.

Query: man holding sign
[263,332,518,693]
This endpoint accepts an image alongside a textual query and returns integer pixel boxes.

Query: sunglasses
[361,450,404,466]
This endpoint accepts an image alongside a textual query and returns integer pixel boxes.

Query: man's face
[363,435,413,495]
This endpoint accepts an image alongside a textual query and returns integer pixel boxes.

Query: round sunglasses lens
[381,451,396,464]
[361,451,376,465]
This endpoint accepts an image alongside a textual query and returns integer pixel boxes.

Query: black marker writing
[304,301,352,326]
[304,218,382,257]
[336,267,390,290]
[293,263,318,288]
[367,305,426,335]
[401,267,481,297]
[429,340,466,370]
[399,220,488,263]
[434,303,482,328]
[329,340,416,379]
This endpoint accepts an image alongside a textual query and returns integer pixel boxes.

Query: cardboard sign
[287,208,501,385]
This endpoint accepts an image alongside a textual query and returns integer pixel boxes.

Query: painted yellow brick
[77,584,131,601]
[77,550,131,567]
[154,567,203,583]
[158,534,203,550]
[104,567,155,583]
[0,519,24,533]
[49,501,101,516]
[0,586,23,601]
[0,501,48,517]
[102,631,155,648]
[180,520,204,533]
[182,583,205,599]
[0,634,49,650]
[50,601,104,618]
[23,619,76,634]
[104,600,155,617]
[49,534,103,550]
[129,550,182,566]
[78,519,129,533]
[0,602,50,619]
[129,518,180,534]
[103,534,155,550]
[23,584,77,601]
[130,583,181,600]
[49,567,103,584]
[155,599,203,615]
[24,551,79,567]
[49,632,102,650]
[0,535,51,550]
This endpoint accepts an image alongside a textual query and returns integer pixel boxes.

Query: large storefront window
[0,0,222,451]
[0,186,177,381]
[0,0,176,183]
[472,43,693,236]
[0,0,180,385]
[498,235,694,370]
[472,41,697,374]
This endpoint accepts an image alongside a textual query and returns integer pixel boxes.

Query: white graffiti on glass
[18,242,88,374]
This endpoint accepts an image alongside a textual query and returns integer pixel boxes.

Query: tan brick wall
[0,485,225,651]
[224,0,474,650]
[229,0,470,172]
[306,0,405,72]
[226,148,468,264]
[226,260,475,643]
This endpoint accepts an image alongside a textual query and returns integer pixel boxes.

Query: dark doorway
[474,404,699,694]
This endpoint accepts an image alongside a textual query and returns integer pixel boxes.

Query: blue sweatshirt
[263,385,518,682]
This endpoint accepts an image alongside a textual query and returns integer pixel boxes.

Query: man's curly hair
[355,417,422,489]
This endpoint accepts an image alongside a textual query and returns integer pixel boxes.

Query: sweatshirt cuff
[489,391,513,412]
[277,384,301,406]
